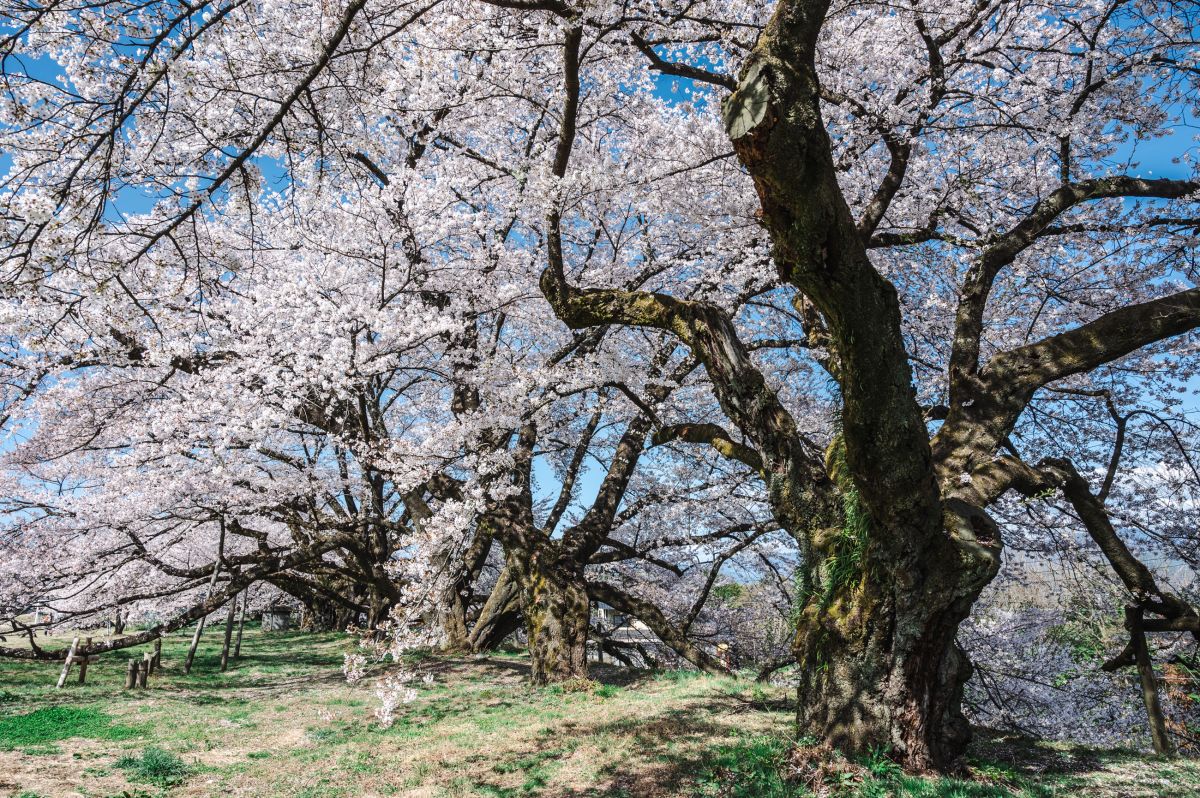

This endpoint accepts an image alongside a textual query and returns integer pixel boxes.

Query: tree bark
[233,591,247,658]
[469,565,522,652]
[436,527,494,654]
[509,546,590,684]
[791,566,979,770]
[300,596,341,632]
[713,1,981,770]
[220,598,237,671]
[184,617,205,675]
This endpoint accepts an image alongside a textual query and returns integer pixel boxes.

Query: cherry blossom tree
[2,0,1199,772]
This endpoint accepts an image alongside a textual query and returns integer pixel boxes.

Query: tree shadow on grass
[468,698,752,798]
[967,727,1183,785]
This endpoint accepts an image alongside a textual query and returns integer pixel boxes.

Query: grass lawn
[0,629,1195,797]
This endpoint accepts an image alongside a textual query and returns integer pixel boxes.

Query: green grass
[0,631,1194,797]
[0,705,144,749]
[115,746,193,786]
[693,736,802,798]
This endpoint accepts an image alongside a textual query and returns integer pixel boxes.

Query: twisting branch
[949,176,1199,397]
[629,31,736,91]
[585,580,731,676]
[652,423,764,473]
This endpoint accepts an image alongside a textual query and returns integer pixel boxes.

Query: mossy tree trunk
[534,1,988,767]
[508,544,590,684]
[719,1,996,770]
[790,542,986,768]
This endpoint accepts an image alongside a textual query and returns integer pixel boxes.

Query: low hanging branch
[0,543,339,661]
[585,580,731,677]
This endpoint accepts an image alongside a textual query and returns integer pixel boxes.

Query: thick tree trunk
[721,6,993,769]
[435,530,494,654]
[793,588,976,770]
[510,549,590,684]
[438,588,473,654]
[299,595,346,632]
[365,594,390,630]
[788,491,994,772]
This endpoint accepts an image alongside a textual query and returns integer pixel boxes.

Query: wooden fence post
[220,597,237,671]
[152,637,162,672]
[1128,605,1176,756]
[126,659,138,689]
[55,637,80,689]
[234,591,247,659]
[136,656,149,688]
[76,637,92,684]
[184,617,205,675]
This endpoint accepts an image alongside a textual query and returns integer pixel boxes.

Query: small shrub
[655,669,704,684]
[114,746,191,786]
[862,746,903,781]
[558,677,600,694]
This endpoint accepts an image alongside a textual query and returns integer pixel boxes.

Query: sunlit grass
[0,631,1193,797]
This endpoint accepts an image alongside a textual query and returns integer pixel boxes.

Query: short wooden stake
[149,637,162,674]
[126,659,138,689]
[136,656,149,688]
[220,598,237,671]
[56,637,80,689]
[233,591,247,659]
[184,617,205,675]
[77,637,92,684]
[1128,606,1175,756]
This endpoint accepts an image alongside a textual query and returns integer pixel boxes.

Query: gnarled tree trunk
[791,555,982,769]
[509,545,590,684]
